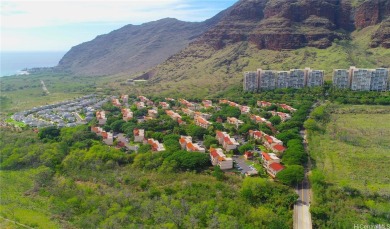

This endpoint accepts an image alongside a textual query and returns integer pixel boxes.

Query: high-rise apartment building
[371,68,389,91]
[307,69,325,87]
[258,69,277,90]
[243,71,258,92]
[288,69,306,89]
[243,67,324,91]
[333,69,350,89]
[333,67,389,91]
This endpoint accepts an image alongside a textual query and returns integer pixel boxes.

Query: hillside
[57,0,389,80]
[56,15,225,76]
[123,0,389,97]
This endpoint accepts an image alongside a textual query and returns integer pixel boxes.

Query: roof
[210,150,219,158]
[245,151,254,157]
[262,152,271,161]
[273,144,286,152]
[269,162,284,172]
[224,136,233,145]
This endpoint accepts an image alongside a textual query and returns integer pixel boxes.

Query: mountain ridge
[57,0,389,80]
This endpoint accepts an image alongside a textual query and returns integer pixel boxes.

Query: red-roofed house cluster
[146,138,165,152]
[250,115,272,126]
[179,136,205,153]
[91,126,113,146]
[166,110,182,122]
[112,98,121,107]
[270,111,291,122]
[159,102,170,109]
[122,108,133,121]
[133,128,145,143]
[96,111,107,125]
[120,94,128,104]
[216,131,240,151]
[209,147,233,170]
[227,117,244,129]
[261,152,284,178]
[195,116,212,129]
[202,100,213,108]
[179,99,196,110]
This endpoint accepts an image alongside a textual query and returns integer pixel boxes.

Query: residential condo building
[243,67,324,91]
[333,67,389,91]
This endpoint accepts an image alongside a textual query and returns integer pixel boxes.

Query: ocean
[0,51,66,77]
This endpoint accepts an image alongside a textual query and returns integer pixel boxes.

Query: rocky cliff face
[195,0,389,50]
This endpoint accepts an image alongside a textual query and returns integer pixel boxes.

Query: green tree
[269,115,281,126]
[38,126,60,141]
[276,165,305,186]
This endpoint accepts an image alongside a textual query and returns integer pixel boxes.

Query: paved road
[293,129,312,229]
[40,79,50,94]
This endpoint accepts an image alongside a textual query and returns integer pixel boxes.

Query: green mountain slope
[127,25,389,98]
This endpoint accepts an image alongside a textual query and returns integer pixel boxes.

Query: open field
[309,105,390,196]
[0,170,60,229]
[0,73,101,115]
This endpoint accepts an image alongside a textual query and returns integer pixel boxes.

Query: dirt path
[40,79,50,94]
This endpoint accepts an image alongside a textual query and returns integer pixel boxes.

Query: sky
[1,0,237,52]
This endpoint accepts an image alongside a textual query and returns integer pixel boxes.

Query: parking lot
[233,156,256,175]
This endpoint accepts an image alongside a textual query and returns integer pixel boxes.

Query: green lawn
[0,170,60,229]
[309,104,390,196]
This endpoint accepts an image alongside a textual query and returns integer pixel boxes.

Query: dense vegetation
[307,104,390,228]
[0,122,298,228]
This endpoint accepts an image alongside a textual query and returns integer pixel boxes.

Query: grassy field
[0,169,60,229]
[309,104,390,196]
[0,72,101,115]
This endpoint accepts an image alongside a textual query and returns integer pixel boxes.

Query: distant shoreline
[1,51,66,77]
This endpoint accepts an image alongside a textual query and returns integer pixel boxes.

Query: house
[263,134,283,150]
[166,110,182,121]
[209,147,233,170]
[102,131,113,145]
[138,96,149,102]
[257,100,272,107]
[194,112,211,120]
[267,162,285,178]
[133,128,145,142]
[182,108,195,117]
[245,170,259,177]
[270,111,291,122]
[179,136,205,153]
[227,117,244,129]
[279,103,297,112]
[202,100,213,108]
[261,152,280,168]
[112,99,121,107]
[249,130,264,140]
[179,99,196,110]
[121,108,133,121]
[165,97,175,101]
[240,106,250,114]
[121,95,128,103]
[159,102,170,109]
[244,151,254,160]
[91,126,103,136]
[147,138,165,152]
[96,111,107,125]
[136,102,145,109]
[271,144,286,154]
[228,101,241,108]
[219,99,229,104]
[216,131,240,151]
[250,115,272,126]
[195,116,211,129]
[148,109,158,118]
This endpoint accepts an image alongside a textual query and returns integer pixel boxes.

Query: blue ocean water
[0,51,66,77]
